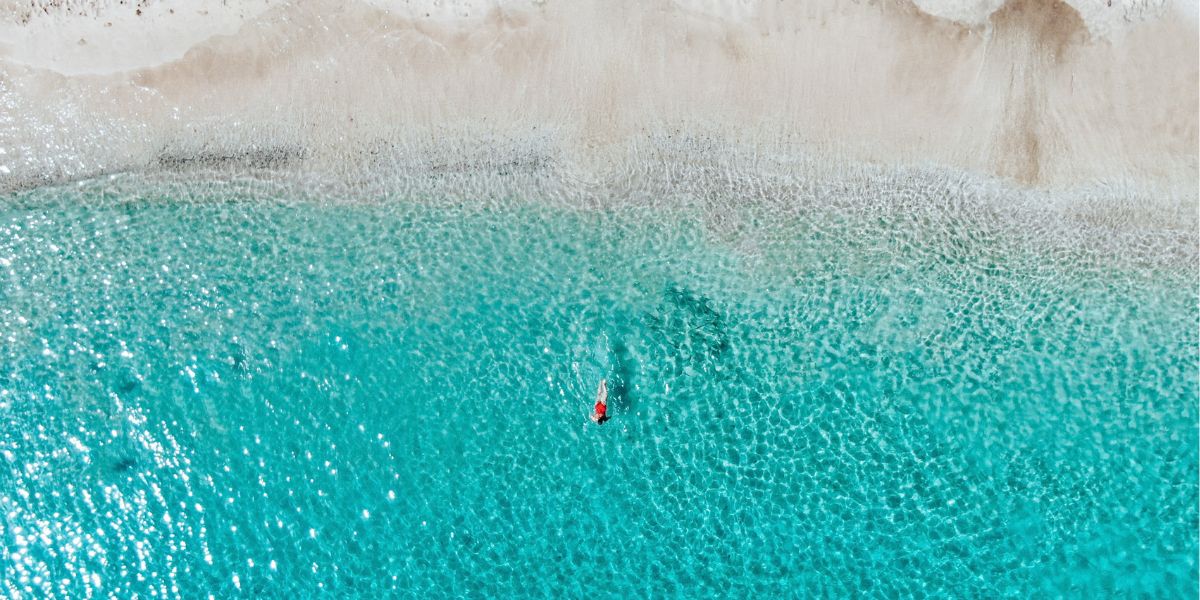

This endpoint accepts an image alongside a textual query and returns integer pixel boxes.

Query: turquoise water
[0,178,1196,597]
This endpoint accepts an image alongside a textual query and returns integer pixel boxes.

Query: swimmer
[591,379,610,424]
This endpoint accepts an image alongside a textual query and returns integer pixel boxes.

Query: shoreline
[7,136,1195,279]
[3,125,1196,230]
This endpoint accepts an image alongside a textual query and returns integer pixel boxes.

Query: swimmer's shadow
[608,339,635,413]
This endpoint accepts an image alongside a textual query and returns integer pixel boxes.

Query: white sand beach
[0,0,1195,220]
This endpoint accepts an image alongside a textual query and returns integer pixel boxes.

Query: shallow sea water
[0,176,1196,597]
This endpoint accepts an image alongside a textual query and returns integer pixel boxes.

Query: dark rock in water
[229,341,250,373]
[115,369,141,394]
[112,457,138,473]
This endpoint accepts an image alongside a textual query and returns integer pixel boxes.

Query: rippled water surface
[1,178,1196,597]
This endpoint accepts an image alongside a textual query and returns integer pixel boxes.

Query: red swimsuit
[594,401,607,419]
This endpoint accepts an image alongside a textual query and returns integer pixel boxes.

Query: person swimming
[591,378,610,424]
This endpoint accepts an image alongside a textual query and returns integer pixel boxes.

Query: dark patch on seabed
[155,146,308,171]
[111,456,138,473]
[649,282,731,372]
[606,281,735,411]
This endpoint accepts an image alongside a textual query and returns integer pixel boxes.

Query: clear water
[1,178,1196,597]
